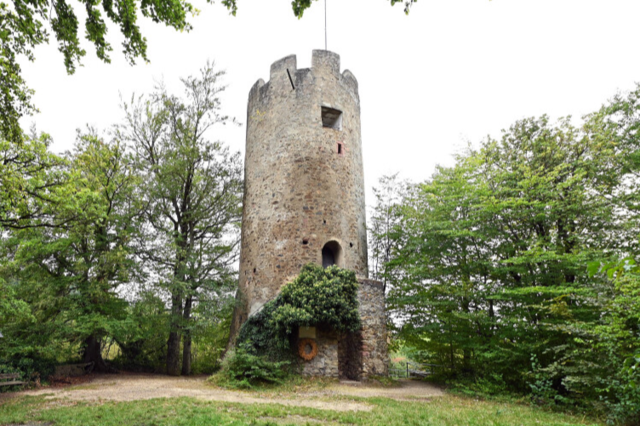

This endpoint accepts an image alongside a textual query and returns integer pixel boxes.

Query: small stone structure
[230,50,388,379]
[303,279,387,379]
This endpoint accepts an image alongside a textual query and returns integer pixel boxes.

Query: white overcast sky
[20,0,640,202]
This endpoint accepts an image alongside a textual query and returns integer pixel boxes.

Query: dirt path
[16,374,443,412]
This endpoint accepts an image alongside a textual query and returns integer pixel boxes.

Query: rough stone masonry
[230,50,388,379]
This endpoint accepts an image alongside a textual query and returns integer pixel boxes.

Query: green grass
[0,391,603,426]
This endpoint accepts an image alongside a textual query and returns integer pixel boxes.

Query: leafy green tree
[0,130,67,229]
[0,0,238,144]
[1,132,140,372]
[1,0,417,145]
[382,84,640,408]
[368,173,410,292]
[119,63,242,376]
[583,258,640,424]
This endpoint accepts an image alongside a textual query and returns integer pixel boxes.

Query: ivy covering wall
[236,264,361,361]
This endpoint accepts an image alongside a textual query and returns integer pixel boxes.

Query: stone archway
[322,241,342,268]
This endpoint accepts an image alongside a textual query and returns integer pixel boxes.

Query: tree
[0,132,140,372]
[291,0,416,18]
[1,0,415,144]
[368,173,410,293]
[0,130,67,229]
[385,99,640,400]
[0,0,241,143]
[119,63,242,376]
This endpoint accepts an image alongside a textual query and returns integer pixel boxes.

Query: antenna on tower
[324,0,327,50]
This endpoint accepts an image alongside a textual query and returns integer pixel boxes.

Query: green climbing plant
[216,264,360,387]
[229,264,361,376]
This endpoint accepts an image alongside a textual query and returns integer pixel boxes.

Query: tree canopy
[0,63,241,379]
[0,0,413,145]
[370,84,640,424]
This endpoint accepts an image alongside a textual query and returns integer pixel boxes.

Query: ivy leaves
[236,264,361,360]
[274,264,361,336]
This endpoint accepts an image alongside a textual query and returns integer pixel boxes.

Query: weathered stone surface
[300,279,388,379]
[230,51,388,379]
[357,279,389,378]
[302,328,340,377]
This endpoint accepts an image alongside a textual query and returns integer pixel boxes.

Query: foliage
[0,132,140,372]
[236,264,361,360]
[291,0,416,18]
[118,61,243,375]
[586,259,640,425]
[0,130,67,228]
[0,0,238,144]
[368,173,410,293]
[189,290,235,374]
[213,345,290,389]
[0,64,240,378]
[372,83,640,423]
[0,278,56,386]
[272,264,361,337]
[109,292,170,372]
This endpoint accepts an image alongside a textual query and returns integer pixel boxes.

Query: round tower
[231,50,368,336]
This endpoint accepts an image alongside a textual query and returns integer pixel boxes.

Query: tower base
[301,279,388,379]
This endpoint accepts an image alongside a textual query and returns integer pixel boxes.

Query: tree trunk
[181,295,193,376]
[83,334,111,373]
[166,292,183,376]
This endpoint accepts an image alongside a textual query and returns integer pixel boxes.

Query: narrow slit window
[337,143,343,154]
[321,106,343,130]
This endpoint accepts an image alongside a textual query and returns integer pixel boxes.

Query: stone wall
[358,279,389,377]
[301,328,339,377]
[230,50,368,340]
[299,278,388,379]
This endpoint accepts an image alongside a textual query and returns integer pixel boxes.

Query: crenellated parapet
[248,51,359,110]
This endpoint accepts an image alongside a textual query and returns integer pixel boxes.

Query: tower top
[248,50,359,104]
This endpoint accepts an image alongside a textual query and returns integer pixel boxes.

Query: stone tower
[231,51,387,378]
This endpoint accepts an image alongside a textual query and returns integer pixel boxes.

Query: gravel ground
[14,374,443,412]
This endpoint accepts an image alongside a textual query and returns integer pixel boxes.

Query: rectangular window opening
[322,106,343,130]
[337,143,343,154]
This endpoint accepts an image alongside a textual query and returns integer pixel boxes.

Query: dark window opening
[339,330,363,381]
[253,268,256,273]
[302,238,309,245]
[322,241,342,268]
[322,106,343,130]
[350,242,353,248]
[337,143,343,154]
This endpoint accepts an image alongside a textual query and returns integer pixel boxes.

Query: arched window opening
[322,241,342,268]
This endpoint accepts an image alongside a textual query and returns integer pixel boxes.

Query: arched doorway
[322,241,342,268]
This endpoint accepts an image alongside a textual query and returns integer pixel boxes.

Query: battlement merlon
[312,50,340,76]
[270,54,297,82]
[248,51,359,105]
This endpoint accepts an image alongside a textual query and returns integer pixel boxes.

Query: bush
[236,264,361,361]
[212,345,290,389]
[221,264,361,385]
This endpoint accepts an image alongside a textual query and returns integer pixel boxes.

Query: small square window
[321,106,342,130]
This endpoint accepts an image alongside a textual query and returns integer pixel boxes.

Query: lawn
[0,391,601,426]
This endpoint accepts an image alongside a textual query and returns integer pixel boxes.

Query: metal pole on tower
[325,0,327,50]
